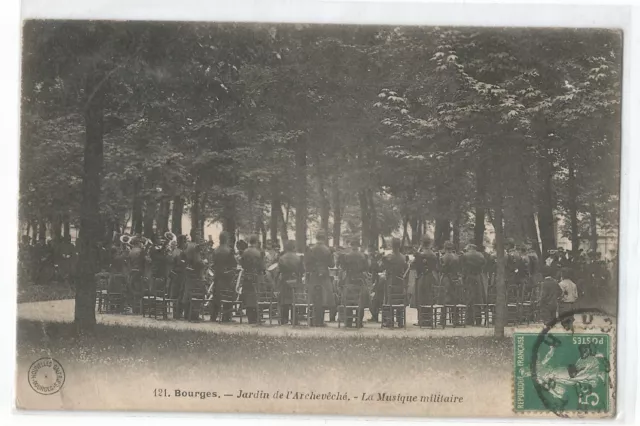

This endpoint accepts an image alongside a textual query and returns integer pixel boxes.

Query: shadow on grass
[17,282,75,304]
[17,318,513,375]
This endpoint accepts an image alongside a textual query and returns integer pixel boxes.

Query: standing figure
[211,231,237,322]
[558,267,579,322]
[414,235,439,325]
[168,235,188,319]
[240,235,264,324]
[539,276,561,326]
[440,241,461,304]
[461,244,486,325]
[340,238,369,327]
[381,237,407,327]
[277,240,304,325]
[305,231,336,327]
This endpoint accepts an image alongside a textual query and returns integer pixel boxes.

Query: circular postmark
[28,357,65,395]
[529,308,614,417]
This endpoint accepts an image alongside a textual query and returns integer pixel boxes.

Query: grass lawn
[17,282,75,304]
[16,318,515,415]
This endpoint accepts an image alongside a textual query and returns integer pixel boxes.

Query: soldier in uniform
[181,236,207,321]
[210,231,237,322]
[414,235,439,325]
[240,234,264,324]
[340,238,369,327]
[461,244,486,325]
[539,276,561,326]
[236,239,248,257]
[149,234,169,294]
[368,250,384,322]
[305,231,336,327]
[168,235,188,319]
[277,240,304,324]
[440,241,461,304]
[381,238,407,327]
[127,237,147,313]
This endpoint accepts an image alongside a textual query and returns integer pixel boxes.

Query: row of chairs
[415,274,540,329]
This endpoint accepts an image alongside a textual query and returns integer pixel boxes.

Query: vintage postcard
[15,18,622,419]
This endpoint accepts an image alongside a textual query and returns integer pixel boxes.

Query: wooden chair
[484,281,497,326]
[381,275,407,329]
[291,284,310,326]
[94,272,111,313]
[520,285,535,325]
[105,274,126,314]
[469,274,488,326]
[142,277,165,318]
[506,284,521,326]
[257,275,279,326]
[128,269,145,314]
[419,280,448,329]
[186,279,208,322]
[448,276,467,328]
[338,278,364,329]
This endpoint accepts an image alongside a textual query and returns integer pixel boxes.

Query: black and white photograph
[14,13,623,418]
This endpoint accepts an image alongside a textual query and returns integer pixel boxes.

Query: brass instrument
[203,267,215,308]
[120,234,132,251]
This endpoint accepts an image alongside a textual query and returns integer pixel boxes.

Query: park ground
[15,291,616,416]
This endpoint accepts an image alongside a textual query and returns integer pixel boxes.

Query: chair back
[95,273,110,291]
[188,279,207,299]
[385,275,406,305]
[507,284,520,304]
[219,288,237,303]
[486,282,497,304]
[108,274,126,293]
[341,284,361,306]
[431,283,448,305]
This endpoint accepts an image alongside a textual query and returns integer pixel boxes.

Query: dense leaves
[20,22,621,333]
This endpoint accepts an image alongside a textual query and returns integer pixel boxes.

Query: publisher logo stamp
[28,358,65,395]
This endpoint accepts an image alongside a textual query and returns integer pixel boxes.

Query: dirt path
[17,299,615,339]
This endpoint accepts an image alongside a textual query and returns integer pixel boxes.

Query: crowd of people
[17,229,616,328]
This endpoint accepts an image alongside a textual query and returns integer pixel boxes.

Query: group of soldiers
[18,235,77,286]
[19,227,615,328]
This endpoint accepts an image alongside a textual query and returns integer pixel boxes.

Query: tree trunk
[222,196,237,250]
[525,213,541,256]
[474,168,487,248]
[157,199,170,233]
[171,196,183,235]
[401,216,409,247]
[278,206,289,243]
[32,220,38,244]
[589,202,598,252]
[132,179,143,235]
[199,195,207,240]
[190,189,200,241]
[493,182,506,338]
[143,199,156,239]
[359,190,370,249]
[537,153,556,255]
[434,218,451,249]
[51,214,62,240]
[257,213,267,247]
[38,221,46,241]
[75,71,106,330]
[294,136,308,252]
[452,217,460,251]
[567,152,580,258]
[367,189,379,250]
[270,178,281,246]
[332,182,341,248]
[63,214,71,240]
[314,154,331,239]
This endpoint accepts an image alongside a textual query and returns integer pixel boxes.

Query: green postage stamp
[513,331,614,417]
